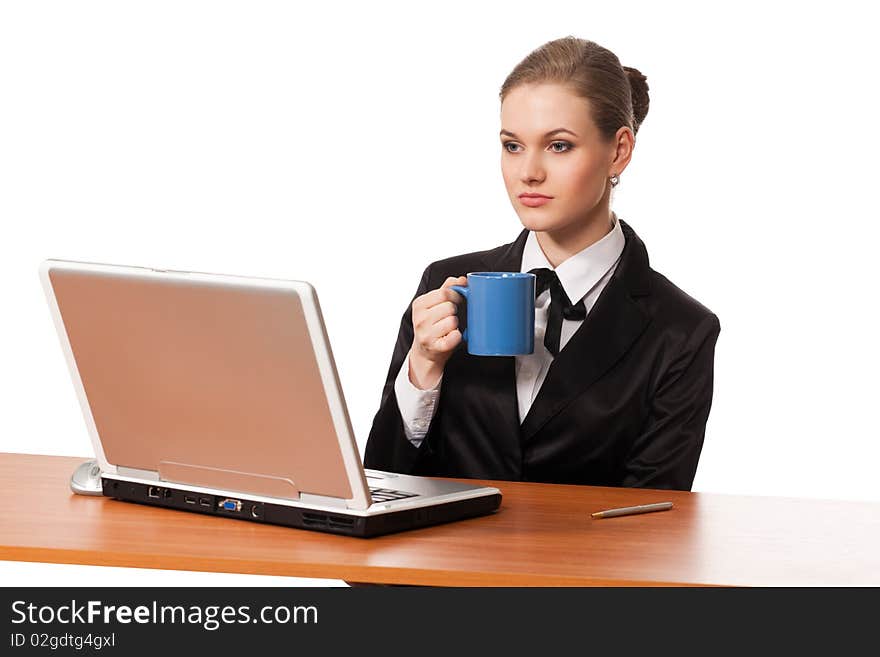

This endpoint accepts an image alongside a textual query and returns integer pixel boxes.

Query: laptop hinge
[116,465,159,480]
[158,460,301,500]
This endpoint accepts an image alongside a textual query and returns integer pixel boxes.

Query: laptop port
[184,496,196,505]
[250,504,262,519]
[219,498,241,512]
[148,487,161,499]
[199,497,211,507]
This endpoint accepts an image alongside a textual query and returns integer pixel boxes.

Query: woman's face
[500,82,629,235]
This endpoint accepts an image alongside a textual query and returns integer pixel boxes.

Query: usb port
[199,497,211,507]
[184,496,196,505]
[148,487,161,499]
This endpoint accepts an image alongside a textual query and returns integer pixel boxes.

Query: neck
[536,206,615,269]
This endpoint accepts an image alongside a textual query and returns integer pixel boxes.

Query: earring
[610,173,620,187]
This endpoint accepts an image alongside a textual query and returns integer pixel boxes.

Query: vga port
[219,498,241,512]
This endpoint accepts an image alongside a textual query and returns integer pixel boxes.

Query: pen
[591,502,674,519]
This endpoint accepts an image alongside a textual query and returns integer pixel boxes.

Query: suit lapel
[517,220,653,443]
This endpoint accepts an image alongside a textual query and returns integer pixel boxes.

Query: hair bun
[623,65,650,133]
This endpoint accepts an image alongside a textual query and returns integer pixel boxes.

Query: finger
[420,284,467,310]
[440,275,468,289]
[413,276,465,312]
[433,328,462,352]
[415,307,458,341]
[425,313,459,342]
[422,300,458,326]
[439,276,468,306]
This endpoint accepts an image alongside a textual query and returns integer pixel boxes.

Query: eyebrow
[499,128,579,139]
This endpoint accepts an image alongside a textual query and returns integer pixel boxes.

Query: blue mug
[451,272,536,356]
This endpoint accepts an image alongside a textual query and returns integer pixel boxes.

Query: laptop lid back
[40,259,372,509]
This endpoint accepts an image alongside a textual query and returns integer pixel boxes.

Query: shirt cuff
[394,350,442,448]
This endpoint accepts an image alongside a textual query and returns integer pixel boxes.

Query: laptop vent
[302,512,355,530]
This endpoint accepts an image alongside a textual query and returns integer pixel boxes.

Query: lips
[519,194,552,208]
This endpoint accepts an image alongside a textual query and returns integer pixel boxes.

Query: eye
[502,141,573,153]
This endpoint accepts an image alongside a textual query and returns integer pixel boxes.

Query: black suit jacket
[364,219,721,491]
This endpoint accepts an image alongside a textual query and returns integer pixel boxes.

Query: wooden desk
[2,452,879,586]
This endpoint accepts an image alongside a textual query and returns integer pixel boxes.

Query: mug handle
[450,285,468,342]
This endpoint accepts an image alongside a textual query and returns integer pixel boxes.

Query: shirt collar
[520,212,626,303]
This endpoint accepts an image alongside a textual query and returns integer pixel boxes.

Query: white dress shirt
[395,213,626,447]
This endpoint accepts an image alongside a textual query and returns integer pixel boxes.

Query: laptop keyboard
[369,487,418,503]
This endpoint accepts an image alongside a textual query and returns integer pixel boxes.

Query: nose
[519,151,545,185]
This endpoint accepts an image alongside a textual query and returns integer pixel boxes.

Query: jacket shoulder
[422,243,510,283]
[646,269,720,339]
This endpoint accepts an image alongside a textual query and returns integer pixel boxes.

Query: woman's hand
[408,276,468,390]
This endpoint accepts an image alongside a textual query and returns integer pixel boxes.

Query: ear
[609,126,635,176]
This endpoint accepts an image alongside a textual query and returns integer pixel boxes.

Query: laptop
[40,258,501,537]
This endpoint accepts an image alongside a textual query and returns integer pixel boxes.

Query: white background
[1,1,878,586]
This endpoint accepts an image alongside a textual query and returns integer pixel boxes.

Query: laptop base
[101,477,502,538]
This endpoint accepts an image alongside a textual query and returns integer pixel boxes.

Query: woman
[364,36,720,491]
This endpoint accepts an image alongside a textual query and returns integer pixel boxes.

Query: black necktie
[528,267,586,357]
